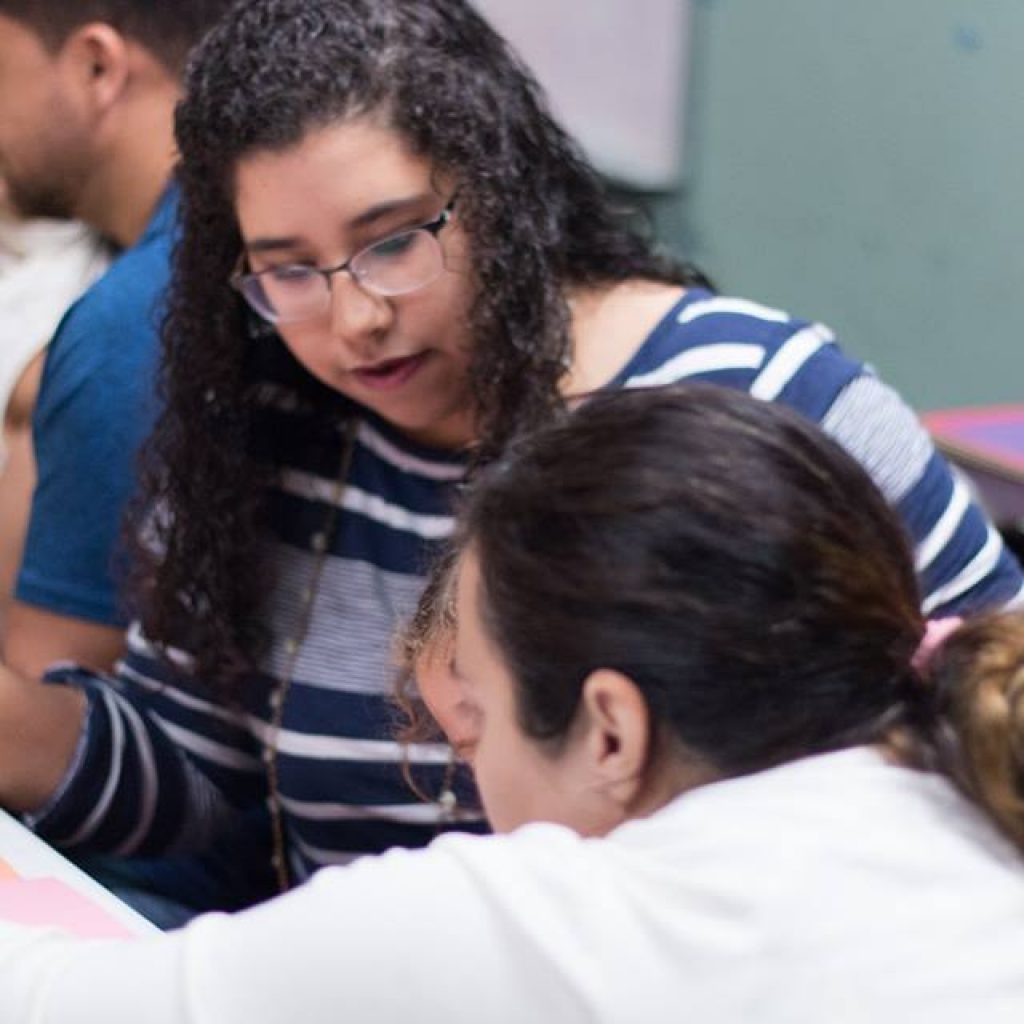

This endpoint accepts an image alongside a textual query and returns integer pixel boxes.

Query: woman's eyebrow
[243,236,304,254]
[242,194,439,255]
[350,193,436,230]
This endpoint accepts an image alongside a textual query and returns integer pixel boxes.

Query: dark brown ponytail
[927,613,1024,851]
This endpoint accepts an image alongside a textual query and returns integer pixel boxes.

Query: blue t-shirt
[16,186,178,625]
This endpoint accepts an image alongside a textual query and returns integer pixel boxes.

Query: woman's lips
[351,351,429,392]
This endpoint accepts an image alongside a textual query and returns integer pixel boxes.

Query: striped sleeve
[23,659,264,859]
[817,374,1024,615]
[619,291,1024,617]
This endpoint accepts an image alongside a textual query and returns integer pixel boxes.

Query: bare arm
[0,351,127,677]
[0,424,35,624]
[0,662,85,813]
[2,602,125,678]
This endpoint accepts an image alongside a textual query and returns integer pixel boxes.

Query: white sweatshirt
[3,748,1024,1023]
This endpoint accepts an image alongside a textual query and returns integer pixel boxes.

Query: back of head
[0,0,234,74]
[463,383,926,772]
[460,382,1024,849]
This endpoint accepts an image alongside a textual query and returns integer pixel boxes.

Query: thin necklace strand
[264,418,358,893]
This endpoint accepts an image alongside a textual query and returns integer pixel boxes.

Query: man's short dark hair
[0,0,236,74]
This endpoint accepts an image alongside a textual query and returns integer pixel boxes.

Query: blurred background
[476,0,1023,412]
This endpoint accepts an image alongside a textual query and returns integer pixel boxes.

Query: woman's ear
[578,669,652,809]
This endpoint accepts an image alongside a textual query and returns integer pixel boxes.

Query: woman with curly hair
[0,0,1019,916]
[5,385,1024,1021]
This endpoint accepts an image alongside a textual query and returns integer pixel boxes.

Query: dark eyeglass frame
[229,195,458,323]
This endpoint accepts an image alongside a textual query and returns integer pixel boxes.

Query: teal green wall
[655,0,1024,410]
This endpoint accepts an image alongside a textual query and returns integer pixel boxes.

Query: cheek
[274,324,330,376]
[416,650,480,752]
[474,739,559,834]
[401,280,469,343]
[474,757,527,834]
[410,251,475,340]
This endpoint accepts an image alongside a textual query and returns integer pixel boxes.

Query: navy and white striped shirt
[27,288,1024,886]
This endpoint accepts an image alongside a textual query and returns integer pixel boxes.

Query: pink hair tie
[911,616,963,675]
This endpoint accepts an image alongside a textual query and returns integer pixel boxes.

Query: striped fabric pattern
[27,287,1024,884]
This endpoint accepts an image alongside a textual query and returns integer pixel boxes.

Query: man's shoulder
[51,188,178,354]
[35,223,173,413]
[63,234,172,334]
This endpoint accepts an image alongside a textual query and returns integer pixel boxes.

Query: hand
[0,664,87,813]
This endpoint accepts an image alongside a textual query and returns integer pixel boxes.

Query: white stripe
[279,469,454,539]
[915,474,971,573]
[124,620,195,673]
[63,689,126,846]
[278,795,481,826]
[247,718,451,764]
[922,525,1003,615]
[625,343,764,389]
[678,296,790,325]
[750,323,834,401]
[357,422,465,481]
[106,690,160,856]
[343,484,454,539]
[151,715,262,771]
[118,661,242,728]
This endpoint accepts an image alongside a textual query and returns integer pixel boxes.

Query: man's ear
[59,23,131,114]
[578,668,652,808]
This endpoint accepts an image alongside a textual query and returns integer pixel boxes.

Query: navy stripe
[268,489,448,573]
[275,682,408,740]
[351,445,463,518]
[279,755,456,807]
[895,454,952,544]
[773,345,862,421]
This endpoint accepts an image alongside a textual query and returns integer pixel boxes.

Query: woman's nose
[327,272,394,354]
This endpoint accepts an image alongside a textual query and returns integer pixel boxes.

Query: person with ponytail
[3,383,1023,1022]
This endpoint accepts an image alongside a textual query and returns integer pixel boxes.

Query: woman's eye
[369,231,417,260]
[268,265,316,285]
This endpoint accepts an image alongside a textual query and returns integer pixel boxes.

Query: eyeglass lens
[241,226,445,324]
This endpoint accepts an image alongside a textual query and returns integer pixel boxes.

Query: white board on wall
[472,0,691,190]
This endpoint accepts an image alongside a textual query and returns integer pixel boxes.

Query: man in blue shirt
[0,2,235,677]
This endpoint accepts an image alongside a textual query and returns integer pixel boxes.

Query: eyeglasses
[230,197,457,324]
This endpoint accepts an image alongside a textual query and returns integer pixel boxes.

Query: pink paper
[0,877,136,939]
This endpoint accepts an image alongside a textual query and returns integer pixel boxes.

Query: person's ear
[415,636,480,761]
[578,669,651,808]
[59,23,131,115]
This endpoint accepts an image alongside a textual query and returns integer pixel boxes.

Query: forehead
[454,549,496,672]
[232,118,437,228]
[454,550,480,642]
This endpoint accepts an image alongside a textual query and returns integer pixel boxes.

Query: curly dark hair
[137,0,710,688]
